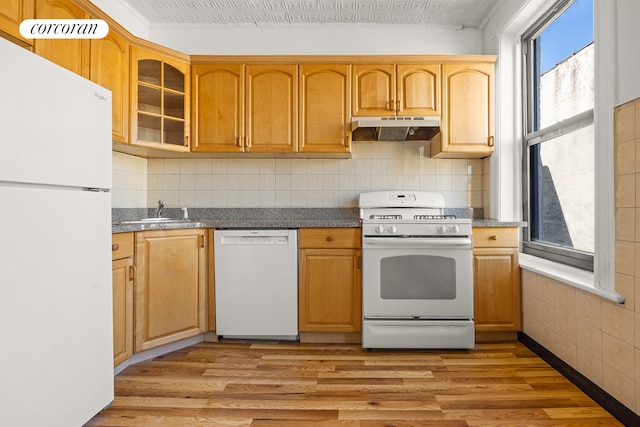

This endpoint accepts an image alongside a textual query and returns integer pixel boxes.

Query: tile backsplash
[112,151,147,208]
[113,141,488,210]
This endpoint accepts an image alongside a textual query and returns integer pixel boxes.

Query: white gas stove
[358,191,475,350]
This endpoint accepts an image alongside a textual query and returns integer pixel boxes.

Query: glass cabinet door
[132,48,189,151]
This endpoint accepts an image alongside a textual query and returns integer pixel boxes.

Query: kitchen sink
[118,217,193,225]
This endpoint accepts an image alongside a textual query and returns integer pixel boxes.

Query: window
[522,0,594,271]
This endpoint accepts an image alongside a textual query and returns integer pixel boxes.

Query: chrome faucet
[156,200,165,218]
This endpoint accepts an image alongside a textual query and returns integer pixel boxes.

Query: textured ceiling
[119,0,502,29]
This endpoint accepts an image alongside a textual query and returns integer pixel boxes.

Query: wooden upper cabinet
[90,31,129,144]
[397,64,440,116]
[130,46,190,152]
[0,0,34,46]
[433,62,495,158]
[352,64,440,117]
[192,64,244,153]
[299,64,351,154]
[34,0,90,78]
[246,64,298,153]
[352,64,395,116]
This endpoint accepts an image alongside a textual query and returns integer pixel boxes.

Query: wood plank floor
[85,341,623,426]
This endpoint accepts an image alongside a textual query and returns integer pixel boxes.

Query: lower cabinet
[207,228,216,333]
[472,227,521,333]
[111,232,134,366]
[134,229,207,352]
[299,228,362,340]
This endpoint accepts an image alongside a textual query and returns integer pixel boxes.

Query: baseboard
[114,334,205,375]
[518,332,639,426]
[299,332,362,344]
[475,331,518,342]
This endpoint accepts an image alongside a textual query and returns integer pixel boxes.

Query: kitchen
[1,0,640,425]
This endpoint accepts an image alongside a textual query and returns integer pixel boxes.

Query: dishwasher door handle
[220,235,291,245]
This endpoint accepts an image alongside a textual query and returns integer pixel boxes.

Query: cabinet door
[112,256,133,366]
[135,229,206,352]
[397,64,440,116]
[246,64,297,153]
[192,64,244,152]
[352,64,395,116]
[434,62,495,158]
[34,0,89,77]
[299,248,361,332]
[131,47,190,152]
[0,0,34,46]
[473,247,521,332]
[90,31,129,144]
[207,229,215,332]
[299,64,351,154]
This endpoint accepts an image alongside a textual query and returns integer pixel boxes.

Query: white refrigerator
[0,38,114,425]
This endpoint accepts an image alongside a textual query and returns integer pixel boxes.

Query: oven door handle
[363,237,473,248]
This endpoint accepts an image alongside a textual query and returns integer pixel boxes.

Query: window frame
[521,0,595,272]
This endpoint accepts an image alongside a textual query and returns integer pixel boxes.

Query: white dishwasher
[214,229,298,339]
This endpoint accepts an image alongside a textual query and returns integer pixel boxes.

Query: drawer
[472,227,519,248]
[299,228,361,249]
[112,232,134,260]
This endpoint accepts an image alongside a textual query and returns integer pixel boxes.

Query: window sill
[519,253,624,303]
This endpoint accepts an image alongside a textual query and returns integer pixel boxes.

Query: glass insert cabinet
[131,47,190,152]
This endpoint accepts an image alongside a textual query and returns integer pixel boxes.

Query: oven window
[380,255,456,300]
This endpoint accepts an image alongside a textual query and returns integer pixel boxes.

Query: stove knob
[375,225,385,234]
[449,225,460,234]
[387,225,398,234]
[437,225,447,234]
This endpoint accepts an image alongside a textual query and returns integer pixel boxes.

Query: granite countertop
[471,219,527,228]
[112,208,362,233]
[111,207,524,233]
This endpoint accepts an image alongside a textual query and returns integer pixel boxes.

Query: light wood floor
[85,340,623,426]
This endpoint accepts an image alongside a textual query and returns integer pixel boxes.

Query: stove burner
[369,214,403,220]
[413,214,457,220]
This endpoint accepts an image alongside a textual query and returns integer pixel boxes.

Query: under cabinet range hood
[351,116,441,142]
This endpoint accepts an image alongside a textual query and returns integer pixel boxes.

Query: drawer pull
[489,235,498,241]
[112,243,120,251]
[326,236,333,242]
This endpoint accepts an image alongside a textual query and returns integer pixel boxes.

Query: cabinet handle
[488,136,495,147]
[489,235,498,241]
[388,100,394,111]
[112,243,120,251]
[246,136,251,148]
[200,234,205,248]
[396,100,400,112]
[128,265,135,281]
[184,135,189,147]
[326,236,333,242]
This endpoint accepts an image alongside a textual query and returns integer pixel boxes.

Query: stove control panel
[374,225,400,234]
[363,220,472,237]
[438,225,460,234]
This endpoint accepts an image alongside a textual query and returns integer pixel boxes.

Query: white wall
[616,0,640,105]
[90,0,149,39]
[148,26,484,56]
[92,0,484,56]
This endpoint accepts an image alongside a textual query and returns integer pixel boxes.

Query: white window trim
[491,0,623,303]
[519,253,623,302]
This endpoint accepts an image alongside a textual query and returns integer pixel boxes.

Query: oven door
[362,236,473,319]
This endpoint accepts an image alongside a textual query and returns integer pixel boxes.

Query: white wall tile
[113,141,486,210]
